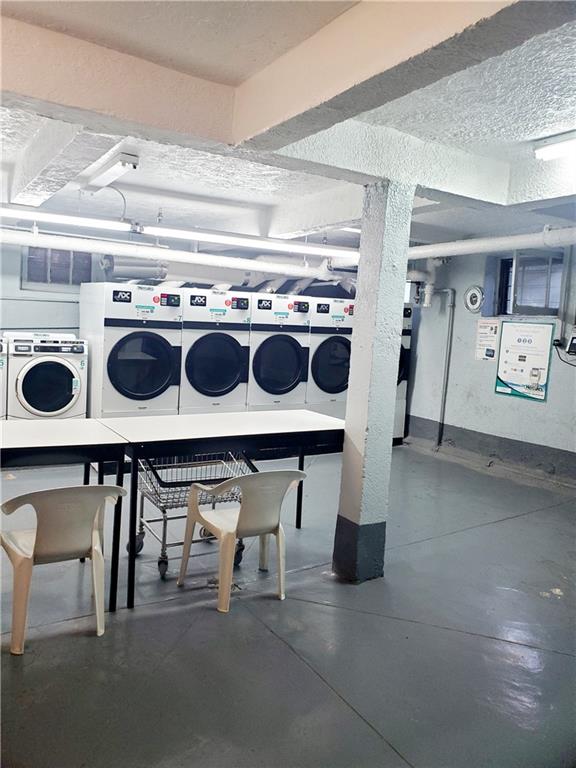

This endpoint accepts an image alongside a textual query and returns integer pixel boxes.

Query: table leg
[127,456,138,609]
[296,450,305,529]
[108,457,124,613]
[98,462,105,485]
[83,463,91,485]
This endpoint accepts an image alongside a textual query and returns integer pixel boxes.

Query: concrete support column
[333,180,414,582]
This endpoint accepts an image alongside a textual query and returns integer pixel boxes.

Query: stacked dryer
[179,289,251,413]
[80,283,182,417]
[306,298,354,417]
[247,294,310,410]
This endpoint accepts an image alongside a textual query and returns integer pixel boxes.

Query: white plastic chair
[178,470,306,612]
[1,484,126,655]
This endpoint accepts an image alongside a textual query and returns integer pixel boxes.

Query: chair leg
[177,516,196,587]
[10,559,33,655]
[258,534,270,571]
[276,524,286,601]
[217,534,236,613]
[91,548,105,637]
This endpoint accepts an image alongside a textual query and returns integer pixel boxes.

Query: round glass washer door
[252,335,304,395]
[186,333,245,396]
[16,357,81,416]
[107,331,176,400]
[311,336,351,394]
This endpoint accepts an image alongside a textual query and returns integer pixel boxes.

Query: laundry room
[1,4,575,768]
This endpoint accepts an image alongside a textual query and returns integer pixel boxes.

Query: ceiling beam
[268,184,363,238]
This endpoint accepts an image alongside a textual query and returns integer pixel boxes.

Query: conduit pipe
[433,288,456,450]
[0,228,330,281]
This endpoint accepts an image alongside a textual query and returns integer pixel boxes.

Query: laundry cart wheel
[126,532,145,556]
[234,540,245,568]
[158,557,169,579]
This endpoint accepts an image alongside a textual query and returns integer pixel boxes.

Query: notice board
[495,321,554,402]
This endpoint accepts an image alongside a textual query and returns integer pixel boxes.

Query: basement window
[497,251,565,316]
[22,247,92,293]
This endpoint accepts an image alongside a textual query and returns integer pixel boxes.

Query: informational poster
[495,322,554,401]
[475,319,499,360]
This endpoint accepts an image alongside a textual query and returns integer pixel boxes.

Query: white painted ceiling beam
[10,121,119,206]
[268,184,363,238]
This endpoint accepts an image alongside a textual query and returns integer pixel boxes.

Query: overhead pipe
[0,228,331,281]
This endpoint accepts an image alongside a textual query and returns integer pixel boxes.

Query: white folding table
[0,419,129,611]
[99,410,345,609]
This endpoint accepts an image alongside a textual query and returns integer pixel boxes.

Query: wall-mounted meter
[464,285,485,313]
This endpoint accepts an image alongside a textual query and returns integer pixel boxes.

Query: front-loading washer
[247,293,310,409]
[0,337,7,419]
[80,282,182,417]
[394,304,412,444]
[305,298,354,418]
[180,289,251,414]
[5,333,88,419]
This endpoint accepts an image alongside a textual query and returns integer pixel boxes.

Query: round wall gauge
[464,285,485,313]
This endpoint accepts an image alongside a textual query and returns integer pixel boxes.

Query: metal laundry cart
[130,451,257,577]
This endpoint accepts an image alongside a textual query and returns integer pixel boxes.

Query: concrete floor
[1,445,575,768]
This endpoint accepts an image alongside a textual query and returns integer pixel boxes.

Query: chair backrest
[1,485,126,564]
[202,470,305,538]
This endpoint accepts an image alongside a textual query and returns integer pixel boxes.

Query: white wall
[408,252,576,453]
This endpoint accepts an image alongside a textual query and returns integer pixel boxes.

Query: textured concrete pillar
[333,180,414,581]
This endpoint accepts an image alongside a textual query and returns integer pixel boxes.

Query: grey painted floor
[1,446,575,768]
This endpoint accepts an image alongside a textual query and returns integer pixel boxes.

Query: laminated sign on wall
[476,319,499,360]
[495,322,554,401]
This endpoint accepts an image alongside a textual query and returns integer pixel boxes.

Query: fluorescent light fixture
[0,207,132,232]
[341,227,361,234]
[534,132,576,161]
[84,152,139,190]
[142,225,358,261]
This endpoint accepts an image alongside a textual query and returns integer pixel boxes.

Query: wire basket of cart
[130,451,257,577]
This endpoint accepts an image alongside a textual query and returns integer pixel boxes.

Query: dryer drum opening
[107,331,178,400]
[311,336,351,394]
[186,333,248,397]
[253,335,308,395]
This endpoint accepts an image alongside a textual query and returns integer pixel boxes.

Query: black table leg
[127,455,138,609]
[83,463,91,485]
[98,462,105,485]
[296,450,305,529]
[108,457,124,613]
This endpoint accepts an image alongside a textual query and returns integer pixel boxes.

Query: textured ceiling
[1,1,355,86]
[357,22,576,160]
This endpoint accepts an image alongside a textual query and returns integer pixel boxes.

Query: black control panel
[231,296,249,310]
[160,293,180,307]
[293,301,309,313]
[33,345,85,353]
[258,298,272,310]
[316,303,330,314]
[113,290,132,303]
[403,306,412,318]
[190,295,207,307]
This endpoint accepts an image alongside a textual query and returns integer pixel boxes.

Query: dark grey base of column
[332,515,387,582]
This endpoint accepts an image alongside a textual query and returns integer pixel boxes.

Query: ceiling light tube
[142,225,358,261]
[0,228,331,280]
[534,132,576,161]
[0,207,132,232]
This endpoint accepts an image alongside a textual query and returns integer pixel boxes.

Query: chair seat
[1,529,36,559]
[200,506,240,535]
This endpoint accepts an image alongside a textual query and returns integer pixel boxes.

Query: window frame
[21,247,93,294]
[496,249,566,318]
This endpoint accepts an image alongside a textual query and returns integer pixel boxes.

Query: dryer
[247,294,310,409]
[306,298,354,417]
[5,333,88,419]
[0,337,7,419]
[180,289,251,414]
[80,283,182,417]
[394,304,412,444]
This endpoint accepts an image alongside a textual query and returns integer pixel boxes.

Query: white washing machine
[5,333,88,419]
[180,289,251,414]
[394,304,412,443]
[305,298,354,417]
[247,293,310,409]
[80,283,182,417]
[0,337,7,419]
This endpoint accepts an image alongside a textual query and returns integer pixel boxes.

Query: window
[22,247,92,292]
[496,251,565,316]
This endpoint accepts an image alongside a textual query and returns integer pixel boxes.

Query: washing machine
[394,304,412,444]
[179,289,251,414]
[5,333,88,419]
[80,283,182,418]
[305,298,354,417]
[247,293,310,409]
[0,337,7,419]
